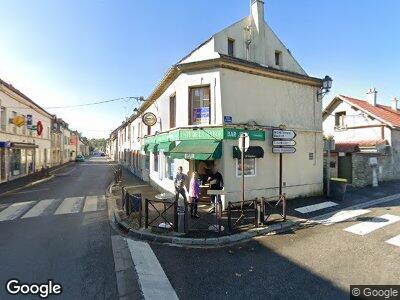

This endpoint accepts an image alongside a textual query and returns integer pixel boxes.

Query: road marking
[344,214,400,236]
[386,234,400,247]
[0,201,35,221]
[295,201,338,214]
[21,199,56,218]
[54,197,84,215]
[83,196,98,212]
[97,195,106,210]
[126,239,178,300]
[314,209,371,226]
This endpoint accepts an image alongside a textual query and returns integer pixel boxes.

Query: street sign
[224,115,233,124]
[273,129,296,140]
[238,133,249,152]
[272,147,296,154]
[273,140,296,147]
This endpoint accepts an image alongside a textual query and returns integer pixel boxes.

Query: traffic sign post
[272,128,296,198]
[238,133,249,213]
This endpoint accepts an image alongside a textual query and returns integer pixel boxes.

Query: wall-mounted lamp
[317,75,333,99]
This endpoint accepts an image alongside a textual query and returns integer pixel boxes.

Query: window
[165,157,174,180]
[228,38,235,56]
[145,155,150,171]
[1,107,7,131]
[12,111,17,134]
[275,51,282,66]
[189,86,210,125]
[153,153,158,172]
[170,94,176,129]
[236,158,256,177]
[335,111,346,127]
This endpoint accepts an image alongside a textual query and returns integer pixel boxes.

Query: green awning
[232,146,264,159]
[146,143,158,153]
[157,141,176,153]
[169,140,222,160]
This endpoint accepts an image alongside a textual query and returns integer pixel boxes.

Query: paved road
[1,160,399,299]
[0,157,119,299]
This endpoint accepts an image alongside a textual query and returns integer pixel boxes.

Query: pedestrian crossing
[341,213,400,248]
[295,201,338,214]
[0,195,106,222]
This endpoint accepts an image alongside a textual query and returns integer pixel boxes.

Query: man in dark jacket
[174,166,187,202]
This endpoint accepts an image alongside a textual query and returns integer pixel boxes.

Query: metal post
[282,193,286,221]
[327,147,331,197]
[173,201,178,232]
[241,136,245,211]
[254,199,258,227]
[227,202,232,233]
[144,198,149,228]
[279,153,283,197]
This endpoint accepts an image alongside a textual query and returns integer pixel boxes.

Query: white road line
[126,239,178,300]
[314,209,371,226]
[0,201,35,221]
[83,196,98,212]
[344,214,400,236]
[295,201,338,214]
[54,197,84,215]
[386,234,400,247]
[21,199,56,218]
[97,195,106,210]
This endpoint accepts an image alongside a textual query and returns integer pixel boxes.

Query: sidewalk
[111,166,400,247]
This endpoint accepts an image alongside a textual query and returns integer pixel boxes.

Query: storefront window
[10,149,21,176]
[20,149,27,175]
[236,158,256,177]
[189,86,210,125]
[154,153,158,172]
[165,157,174,180]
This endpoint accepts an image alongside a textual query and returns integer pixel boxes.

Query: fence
[144,198,177,231]
[114,166,122,184]
[122,187,142,227]
[187,200,224,235]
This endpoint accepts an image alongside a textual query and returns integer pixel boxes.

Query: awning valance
[145,143,158,153]
[157,141,176,153]
[169,140,222,160]
[232,146,264,159]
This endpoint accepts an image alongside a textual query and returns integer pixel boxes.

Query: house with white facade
[323,89,400,187]
[112,0,328,207]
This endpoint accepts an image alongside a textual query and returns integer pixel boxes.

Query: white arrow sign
[273,129,296,140]
[238,133,249,152]
[272,147,296,154]
[273,140,296,147]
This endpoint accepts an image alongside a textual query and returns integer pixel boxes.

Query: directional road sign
[273,140,296,147]
[272,147,296,154]
[272,129,296,140]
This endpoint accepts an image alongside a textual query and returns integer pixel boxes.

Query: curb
[0,175,55,198]
[112,207,302,248]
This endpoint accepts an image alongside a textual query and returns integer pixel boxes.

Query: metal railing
[144,198,177,231]
[122,187,142,227]
[114,166,122,184]
[260,194,287,223]
[187,200,223,235]
[227,199,259,233]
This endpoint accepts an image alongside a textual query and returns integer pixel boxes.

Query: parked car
[76,155,85,162]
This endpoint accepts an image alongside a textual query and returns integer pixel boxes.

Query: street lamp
[318,75,333,99]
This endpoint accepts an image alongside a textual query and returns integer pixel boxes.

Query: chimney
[366,88,377,106]
[391,97,398,111]
[251,0,265,33]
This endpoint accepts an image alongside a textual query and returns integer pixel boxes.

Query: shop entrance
[188,160,215,202]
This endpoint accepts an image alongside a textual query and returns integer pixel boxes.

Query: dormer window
[275,50,282,66]
[228,38,235,56]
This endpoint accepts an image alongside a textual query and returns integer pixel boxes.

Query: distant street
[0,157,118,299]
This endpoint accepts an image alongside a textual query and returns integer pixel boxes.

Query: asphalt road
[1,159,399,300]
[0,157,118,299]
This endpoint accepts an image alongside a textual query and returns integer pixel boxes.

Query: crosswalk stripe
[344,214,400,236]
[97,195,106,210]
[21,199,56,219]
[54,197,84,215]
[0,201,35,221]
[295,201,338,214]
[386,234,400,247]
[126,239,178,300]
[83,196,98,212]
[314,209,371,226]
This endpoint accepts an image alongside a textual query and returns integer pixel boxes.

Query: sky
[0,0,399,138]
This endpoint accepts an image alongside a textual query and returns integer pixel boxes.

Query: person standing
[174,166,188,202]
[208,166,224,205]
[189,171,201,218]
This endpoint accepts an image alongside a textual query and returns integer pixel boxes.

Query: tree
[88,138,107,152]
